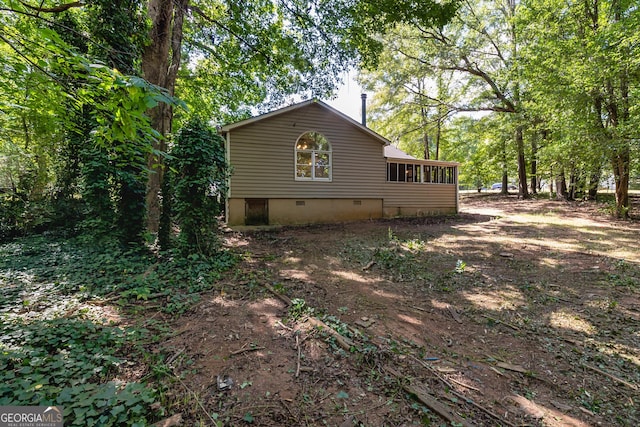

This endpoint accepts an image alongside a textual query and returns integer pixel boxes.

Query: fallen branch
[90,293,125,305]
[448,306,463,323]
[280,398,297,423]
[172,370,217,425]
[402,383,474,427]
[230,343,265,356]
[409,355,456,390]
[481,314,520,331]
[583,364,638,391]
[306,317,355,351]
[166,348,185,366]
[262,283,292,306]
[151,413,183,427]
[362,261,376,271]
[495,362,530,375]
[408,356,514,427]
[489,366,508,377]
[449,388,515,427]
[448,377,480,392]
[275,320,293,331]
[295,334,301,378]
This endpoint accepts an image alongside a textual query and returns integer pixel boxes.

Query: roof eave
[385,157,460,166]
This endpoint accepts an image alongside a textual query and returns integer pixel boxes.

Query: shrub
[167,118,228,256]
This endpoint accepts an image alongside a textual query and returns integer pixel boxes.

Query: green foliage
[341,230,430,281]
[0,2,183,242]
[361,0,639,213]
[177,0,392,126]
[287,298,315,321]
[1,233,236,315]
[0,318,158,426]
[168,117,227,256]
[444,115,512,190]
[517,0,638,214]
[351,0,460,67]
[0,226,238,424]
[1,0,462,244]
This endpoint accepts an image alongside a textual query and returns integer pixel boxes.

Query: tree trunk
[555,166,567,200]
[587,169,600,200]
[515,125,529,198]
[142,0,187,233]
[568,167,577,200]
[423,133,430,159]
[530,137,537,194]
[435,117,441,160]
[612,146,630,218]
[500,140,508,195]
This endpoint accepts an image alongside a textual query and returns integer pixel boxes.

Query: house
[220,99,459,226]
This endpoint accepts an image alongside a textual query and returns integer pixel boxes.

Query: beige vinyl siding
[228,103,386,199]
[383,183,457,216]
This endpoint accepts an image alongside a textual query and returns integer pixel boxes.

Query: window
[445,167,456,184]
[295,131,332,181]
[387,162,421,182]
[398,164,406,181]
[387,162,457,184]
[423,165,431,183]
[388,163,398,181]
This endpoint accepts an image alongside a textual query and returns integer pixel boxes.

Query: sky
[324,73,366,122]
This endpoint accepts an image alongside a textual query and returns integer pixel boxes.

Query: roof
[384,145,416,160]
[221,99,391,146]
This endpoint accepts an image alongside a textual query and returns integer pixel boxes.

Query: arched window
[295,131,332,181]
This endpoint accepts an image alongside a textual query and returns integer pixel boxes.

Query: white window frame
[295,131,332,181]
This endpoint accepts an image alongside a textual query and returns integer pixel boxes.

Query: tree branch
[279,1,352,67]
[188,4,273,65]
[463,0,507,62]
[443,55,517,112]
[393,48,513,114]
[20,1,83,13]
[1,6,106,53]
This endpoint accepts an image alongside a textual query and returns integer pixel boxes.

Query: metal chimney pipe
[361,93,367,127]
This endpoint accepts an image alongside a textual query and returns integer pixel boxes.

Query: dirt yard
[160,194,640,426]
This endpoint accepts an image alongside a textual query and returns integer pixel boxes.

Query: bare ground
[158,194,640,426]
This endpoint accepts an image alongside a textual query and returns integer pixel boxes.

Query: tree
[444,115,496,190]
[1,1,181,241]
[519,0,639,216]
[359,0,531,196]
[357,25,459,160]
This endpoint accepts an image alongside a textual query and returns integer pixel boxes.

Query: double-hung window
[295,131,332,181]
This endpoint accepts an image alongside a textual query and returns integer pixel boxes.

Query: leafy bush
[0,194,58,241]
[166,117,228,256]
